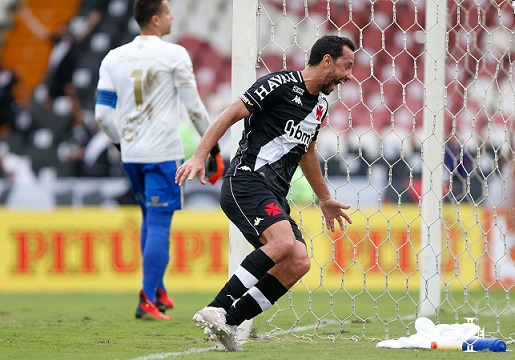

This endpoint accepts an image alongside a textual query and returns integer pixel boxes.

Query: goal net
[231,0,515,342]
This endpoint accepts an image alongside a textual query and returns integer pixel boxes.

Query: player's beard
[320,80,336,95]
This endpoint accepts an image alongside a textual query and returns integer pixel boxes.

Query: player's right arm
[175,99,250,186]
[95,57,121,145]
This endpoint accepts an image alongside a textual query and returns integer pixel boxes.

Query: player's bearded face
[320,70,340,95]
[321,51,354,95]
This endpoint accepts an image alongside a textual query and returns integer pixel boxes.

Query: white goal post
[419,0,446,317]
[230,0,260,340]
[231,0,515,342]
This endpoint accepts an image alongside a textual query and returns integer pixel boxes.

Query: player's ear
[323,54,333,68]
[151,14,160,28]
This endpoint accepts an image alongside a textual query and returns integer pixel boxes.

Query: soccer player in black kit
[175,35,355,351]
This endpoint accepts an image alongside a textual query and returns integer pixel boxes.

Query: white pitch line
[129,346,220,360]
[256,320,342,337]
[129,320,339,359]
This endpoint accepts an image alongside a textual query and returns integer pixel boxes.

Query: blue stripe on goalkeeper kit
[96,90,118,108]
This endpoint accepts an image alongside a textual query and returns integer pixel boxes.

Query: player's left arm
[95,101,121,145]
[300,141,352,231]
[95,57,121,145]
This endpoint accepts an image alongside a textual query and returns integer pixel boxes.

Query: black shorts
[220,173,304,249]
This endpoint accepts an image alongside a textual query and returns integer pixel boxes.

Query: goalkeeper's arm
[176,85,210,136]
[95,91,121,149]
[176,85,225,184]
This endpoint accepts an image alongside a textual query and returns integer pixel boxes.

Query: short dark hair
[307,35,356,66]
[133,0,164,27]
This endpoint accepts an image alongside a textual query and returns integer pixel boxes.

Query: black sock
[225,273,288,326]
[208,248,275,310]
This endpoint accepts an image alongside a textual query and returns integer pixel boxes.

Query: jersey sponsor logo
[253,72,298,100]
[254,217,264,226]
[292,85,305,95]
[284,119,316,149]
[240,94,254,106]
[291,95,303,105]
[264,202,282,216]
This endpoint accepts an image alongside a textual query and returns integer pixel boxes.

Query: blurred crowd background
[0,0,513,210]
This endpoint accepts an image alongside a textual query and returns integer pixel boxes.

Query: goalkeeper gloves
[206,144,225,185]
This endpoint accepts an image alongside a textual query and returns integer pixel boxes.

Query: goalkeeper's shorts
[123,160,183,212]
[220,173,304,249]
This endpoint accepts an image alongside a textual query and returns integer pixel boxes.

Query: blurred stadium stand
[0,0,513,208]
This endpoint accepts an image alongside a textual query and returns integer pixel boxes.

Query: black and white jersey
[227,70,328,197]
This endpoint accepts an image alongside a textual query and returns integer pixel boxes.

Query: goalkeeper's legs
[141,210,172,303]
[124,161,182,319]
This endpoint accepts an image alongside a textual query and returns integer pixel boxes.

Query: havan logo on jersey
[253,72,299,100]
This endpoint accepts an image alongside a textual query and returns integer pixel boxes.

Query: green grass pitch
[0,292,512,359]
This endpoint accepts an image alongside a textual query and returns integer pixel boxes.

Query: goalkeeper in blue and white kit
[94,0,224,320]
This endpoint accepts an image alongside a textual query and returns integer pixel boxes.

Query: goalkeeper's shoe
[192,307,242,352]
[155,287,175,313]
[135,290,171,320]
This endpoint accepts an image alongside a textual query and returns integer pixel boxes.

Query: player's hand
[175,156,206,186]
[319,198,352,232]
[206,144,225,185]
